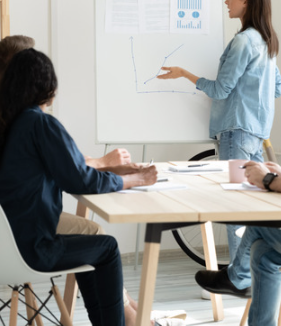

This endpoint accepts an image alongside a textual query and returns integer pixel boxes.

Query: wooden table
[64,161,281,326]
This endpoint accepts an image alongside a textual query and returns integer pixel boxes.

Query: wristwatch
[262,173,278,191]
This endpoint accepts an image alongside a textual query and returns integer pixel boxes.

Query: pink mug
[228,159,248,183]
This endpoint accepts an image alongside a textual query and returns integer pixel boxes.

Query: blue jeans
[218,129,264,263]
[30,234,125,326]
[227,227,281,326]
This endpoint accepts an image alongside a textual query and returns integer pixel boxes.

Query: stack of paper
[168,165,223,173]
[130,183,188,192]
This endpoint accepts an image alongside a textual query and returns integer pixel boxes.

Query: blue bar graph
[177,20,202,30]
[178,0,202,10]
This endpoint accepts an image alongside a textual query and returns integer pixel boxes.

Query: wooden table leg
[136,224,162,326]
[63,202,90,318]
[201,222,224,321]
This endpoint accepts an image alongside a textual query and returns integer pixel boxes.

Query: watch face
[264,174,274,183]
[263,173,278,190]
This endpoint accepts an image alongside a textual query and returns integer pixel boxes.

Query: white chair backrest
[0,205,94,285]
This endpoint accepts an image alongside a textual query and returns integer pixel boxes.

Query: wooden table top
[74,161,281,225]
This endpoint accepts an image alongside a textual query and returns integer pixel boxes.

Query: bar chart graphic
[177,20,201,29]
[178,0,202,10]
[171,0,209,33]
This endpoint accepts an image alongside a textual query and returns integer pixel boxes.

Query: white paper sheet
[220,182,265,192]
[105,0,210,34]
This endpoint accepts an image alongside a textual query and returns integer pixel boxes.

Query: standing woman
[158,0,281,263]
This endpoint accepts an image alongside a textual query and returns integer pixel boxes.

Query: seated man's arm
[244,161,281,192]
[85,148,131,168]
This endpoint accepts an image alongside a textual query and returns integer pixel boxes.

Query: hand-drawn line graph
[144,44,184,85]
[130,36,196,95]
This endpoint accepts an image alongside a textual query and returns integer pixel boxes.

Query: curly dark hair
[0,48,58,150]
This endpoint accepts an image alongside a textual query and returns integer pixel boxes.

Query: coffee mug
[228,159,248,183]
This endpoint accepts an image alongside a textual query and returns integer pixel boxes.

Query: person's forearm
[266,176,281,192]
[181,69,200,85]
[85,157,105,169]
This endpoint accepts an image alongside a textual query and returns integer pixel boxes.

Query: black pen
[187,163,209,167]
[239,166,246,169]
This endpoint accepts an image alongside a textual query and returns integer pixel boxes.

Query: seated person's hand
[264,162,281,175]
[102,148,131,166]
[84,148,131,168]
[121,165,158,189]
[244,161,270,189]
[103,163,142,176]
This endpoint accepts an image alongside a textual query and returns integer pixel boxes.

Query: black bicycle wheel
[172,149,229,269]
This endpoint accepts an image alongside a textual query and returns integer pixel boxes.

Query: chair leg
[9,287,19,326]
[240,298,251,326]
[201,222,224,321]
[24,283,44,326]
[241,299,281,326]
[52,285,73,326]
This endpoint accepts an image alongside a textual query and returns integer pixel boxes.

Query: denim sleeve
[275,66,281,98]
[33,114,123,194]
[196,33,252,100]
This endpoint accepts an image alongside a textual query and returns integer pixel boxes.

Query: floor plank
[0,254,248,325]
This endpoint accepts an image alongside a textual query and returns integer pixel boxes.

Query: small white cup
[228,159,248,183]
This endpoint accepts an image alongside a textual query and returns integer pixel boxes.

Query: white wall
[8,0,281,254]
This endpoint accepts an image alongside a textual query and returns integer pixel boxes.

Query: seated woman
[0,48,157,326]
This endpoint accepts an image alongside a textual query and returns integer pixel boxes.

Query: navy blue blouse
[0,106,123,270]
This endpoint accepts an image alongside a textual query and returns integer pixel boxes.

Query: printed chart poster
[170,0,210,34]
[105,0,210,35]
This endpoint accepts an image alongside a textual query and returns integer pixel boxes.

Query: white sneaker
[235,226,246,238]
[151,310,187,321]
[155,318,186,326]
[201,289,211,300]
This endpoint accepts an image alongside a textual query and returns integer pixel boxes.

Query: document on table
[119,182,188,193]
[130,183,188,192]
[167,165,224,174]
[220,182,265,192]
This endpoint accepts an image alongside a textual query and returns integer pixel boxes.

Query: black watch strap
[262,173,278,191]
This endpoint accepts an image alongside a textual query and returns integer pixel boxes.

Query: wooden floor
[0,251,248,325]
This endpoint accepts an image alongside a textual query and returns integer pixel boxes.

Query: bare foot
[124,302,154,326]
[126,292,138,311]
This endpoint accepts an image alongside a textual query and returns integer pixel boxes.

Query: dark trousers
[51,234,125,326]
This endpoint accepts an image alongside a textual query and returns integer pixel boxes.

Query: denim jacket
[196,27,281,139]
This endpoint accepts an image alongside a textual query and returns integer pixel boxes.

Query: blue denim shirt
[196,27,281,139]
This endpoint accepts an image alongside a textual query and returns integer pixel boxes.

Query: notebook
[130,183,188,192]
[168,165,223,173]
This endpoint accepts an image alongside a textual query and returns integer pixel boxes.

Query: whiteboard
[95,0,224,144]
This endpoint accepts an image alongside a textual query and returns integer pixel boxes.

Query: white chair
[0,205,94,326]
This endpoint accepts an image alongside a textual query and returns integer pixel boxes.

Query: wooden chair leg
[52,285,73,326]
[24,283,44,326]
[241,299,281,326]
[240,298,251,326]
[24,283,36,326]
[201,222,224,321]
[9,287,19,326]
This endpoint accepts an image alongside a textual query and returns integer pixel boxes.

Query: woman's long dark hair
[0,48,57,152]
[241,0,279,58]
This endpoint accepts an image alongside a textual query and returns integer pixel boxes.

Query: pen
[157,177,169,182]
[187,163,209,167]
[239,166,246,169]
[149,159,154,166]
